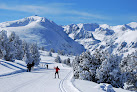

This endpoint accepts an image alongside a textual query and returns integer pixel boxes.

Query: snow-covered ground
[0,51,133,92]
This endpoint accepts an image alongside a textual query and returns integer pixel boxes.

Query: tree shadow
[3,62,25,70]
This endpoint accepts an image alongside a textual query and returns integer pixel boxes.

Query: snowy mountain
[63,22,137,56]
[0,16,85,55]
[63,23,101,50]
[0,16,136,56]
[63,23,99,40]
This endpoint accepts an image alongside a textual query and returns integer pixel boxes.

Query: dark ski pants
[55,72,59,78]
[27,67,31,72]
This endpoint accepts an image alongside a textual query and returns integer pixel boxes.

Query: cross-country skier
[46,64,48,69]
[54,66,60,78]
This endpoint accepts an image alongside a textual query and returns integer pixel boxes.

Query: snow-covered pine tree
[78,51,91,80]
[0,30,7,59]
[4,31,16,61]
[50,48,55,53]
[96,52,124,88]
[0,50,2,58]
[55,56,62,63]
[22,41,28,55]
[120,51,137,90]
[22,41,33,64]
[15,36,24,60]
[29,43,40,66]
[63,59,67,64]
[48,51,52,57]
[58,50,65,55]
[72,56,80,79]
[63,58,71,66]
[78,51,99,81]
[40,46,45,51]
[93,49,105,66]
[72,50,103,81]
[8,32,24,60]
[66,58,71,66]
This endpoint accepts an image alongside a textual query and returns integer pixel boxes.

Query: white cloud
[0,3,109,20]
[66,10,108,19]
[0,4,62,14]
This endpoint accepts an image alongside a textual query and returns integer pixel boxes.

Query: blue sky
[0,0,137,25]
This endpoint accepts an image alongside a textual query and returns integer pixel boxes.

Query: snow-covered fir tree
[63,58,71,66]
[78,51,101,81]
[0,30,7,59]
[78,51,93,81]
[72,56,80,79]
[4,32,16,61]
[66,58,71,66]
[0,49,2,58]
[30,43,40,65]
[96,52,124,88]
[48,51,52,57]
[0,30,40,66]
[40,46,45,51]
[120,51,137,90]
[15,36,24,60]
[8,32,24,60]
[23,41,40,66]
[73,50,102,81]
[63,59,67,64]
[50,48,55,53]
[93,49,105,66]
[55,56,62,63]
[23,41,33,64]
[73,49,125,88]
[58,50,65,55]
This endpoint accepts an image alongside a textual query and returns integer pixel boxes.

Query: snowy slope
[63,22,137,56]
[0,51,132,92]
[0,16,85,55]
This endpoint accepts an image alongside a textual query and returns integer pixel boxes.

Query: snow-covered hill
[63,22,137,56]
[0,16,85,55]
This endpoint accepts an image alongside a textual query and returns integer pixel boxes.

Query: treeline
[0,30,40,66]
[72,49,137,91]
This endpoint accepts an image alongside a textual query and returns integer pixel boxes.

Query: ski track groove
[60,64,80,92]
[59,70,72,92]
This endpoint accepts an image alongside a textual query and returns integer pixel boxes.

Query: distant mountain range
[0,16,85,55]
[63,22,137,56]
[0,16,137,56]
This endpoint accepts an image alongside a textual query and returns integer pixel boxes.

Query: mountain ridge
[63,22,137,56]
[0,16,137,56]
[0,16,85,55]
